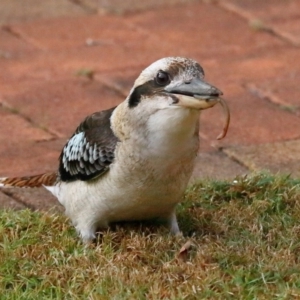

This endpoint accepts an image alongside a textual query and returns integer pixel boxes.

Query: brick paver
[2,79,122,137]
[220,0,300,46]
[0,0,93,25]
[0,0,299,210]
[224,139,300,177]
[0,190,26,210]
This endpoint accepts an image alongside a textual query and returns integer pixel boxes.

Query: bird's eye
[155,71,170,86]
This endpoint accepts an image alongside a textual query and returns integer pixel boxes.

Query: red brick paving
[220,0,300,46]
[127,2,286,60]
[224,139,300,178]
[0,0,299,210]
[0,0,92,25]
[0,107,56,176]
[2,79,122,137]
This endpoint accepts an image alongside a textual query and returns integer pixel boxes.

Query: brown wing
[59,107,119,182]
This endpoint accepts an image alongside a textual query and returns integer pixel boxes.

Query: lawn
[1,173,300,299]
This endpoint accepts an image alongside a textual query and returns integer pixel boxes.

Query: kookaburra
[0,57,229,243]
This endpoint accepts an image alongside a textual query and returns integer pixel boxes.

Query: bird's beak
[165,78,223,110]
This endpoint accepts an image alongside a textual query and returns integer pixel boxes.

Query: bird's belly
[105,151,196,221]
[56,152,195,224]
[105,168,189,222]
[103,177,186,222]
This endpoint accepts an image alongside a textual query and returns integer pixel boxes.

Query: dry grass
[1,173,300,299]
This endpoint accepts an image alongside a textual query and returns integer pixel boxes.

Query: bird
[0,57,227,243]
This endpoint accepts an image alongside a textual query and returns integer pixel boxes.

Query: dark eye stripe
[128,71,172,108]
[127,79,161,108]
[128,82,151,108]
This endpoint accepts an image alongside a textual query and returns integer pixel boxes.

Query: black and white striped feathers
[59,107,119,181]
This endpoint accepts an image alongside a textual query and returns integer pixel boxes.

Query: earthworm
[216,97,230,140]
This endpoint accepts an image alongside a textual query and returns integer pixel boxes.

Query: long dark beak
[164,78,223,109]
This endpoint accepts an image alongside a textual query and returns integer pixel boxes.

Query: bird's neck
[111,103,200,158]
[144,108,200,156]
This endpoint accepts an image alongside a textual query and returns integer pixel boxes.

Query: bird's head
[112,57,229,141]
[127,57,222,111]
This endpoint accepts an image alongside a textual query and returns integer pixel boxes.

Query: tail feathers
[0,172,57,188]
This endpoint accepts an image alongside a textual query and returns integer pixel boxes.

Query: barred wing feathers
[59,107,119,182]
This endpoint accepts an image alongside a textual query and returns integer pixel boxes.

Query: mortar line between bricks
[239,81,300,133]
[217,147,252,174]
[199,128,252,174]
[218,146,251,173]
[97,79,128,99]
[0,102,63,139]
[0,189,35,210]
[221,148,253,173]
[2,25,48,51]
[68,0,97,14]
[217,1,300,47]
[121,19,184,59]
[245,83,300,119]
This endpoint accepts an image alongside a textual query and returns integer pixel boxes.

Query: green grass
[1,173,300,299]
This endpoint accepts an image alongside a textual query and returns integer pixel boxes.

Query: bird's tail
[0,172,57,188]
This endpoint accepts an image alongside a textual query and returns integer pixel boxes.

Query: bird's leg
[167,210,181,235]
[73,215,108,244]
[75,222,97,244]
